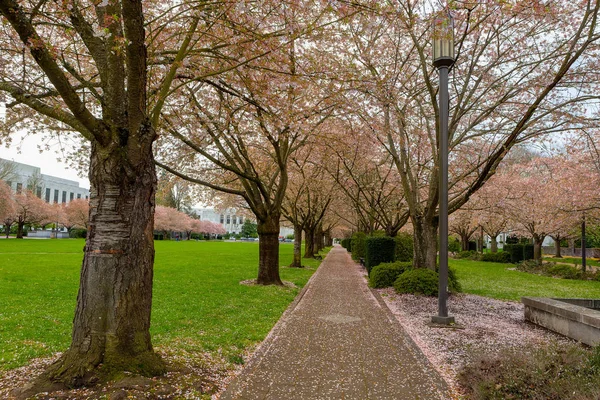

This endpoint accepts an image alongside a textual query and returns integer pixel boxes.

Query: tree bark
[490,235,498,253]
[16,220,25,239]
[303,227,315,258]
[533,234,544,263]
[551,235,563,258]
[257,213,283,285]
[412,216,438,270]
[289,224,303,268]
[33,141,165,390]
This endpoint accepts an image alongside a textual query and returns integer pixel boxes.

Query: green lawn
[543,255,600,268]
[0,239,323,371]
[451,258,600,301]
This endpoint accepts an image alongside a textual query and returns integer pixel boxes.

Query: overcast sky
[0,133,90,189]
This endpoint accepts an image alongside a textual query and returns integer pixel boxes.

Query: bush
[394,232,413,262]
[503,244,525,263]
[369,261,413,288]
[468,241,477,251]
[446,266,462,293]
[448,236,461,253]
[523,243,534,260]
[340,238,351,250]
[394,268,438,296]
[351,232,367,261]
[547,264,582,280]
[481,252,511,263]
[456,250,476,259]
[69,228,87,239]
[365,236,396,275]
[458,343,600,400]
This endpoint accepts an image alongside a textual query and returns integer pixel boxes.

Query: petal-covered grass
[451,258,600,301]
[0,239,322,371]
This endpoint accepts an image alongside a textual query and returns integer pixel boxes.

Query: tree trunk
[16,220,24,239]
[412,216,438,270]
[256,213,283,285]
[490,235,498,253]
[303,227,315,258]
[459,232,469,251]
[324,230,332,247]
[533,234,544,263]
[36,142,164,389]
[289,224,302,268]
[554,237,562,258]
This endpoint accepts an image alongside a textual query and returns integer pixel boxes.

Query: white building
[1,158,89,203]
[193,206,294,237]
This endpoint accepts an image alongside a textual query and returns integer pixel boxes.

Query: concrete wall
[542,246,600,258]
[522,297,600,346]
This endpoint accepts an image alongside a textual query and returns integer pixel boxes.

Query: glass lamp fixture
[432,12,455,68]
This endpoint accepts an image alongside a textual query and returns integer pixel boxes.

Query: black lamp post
[431,11,455,325]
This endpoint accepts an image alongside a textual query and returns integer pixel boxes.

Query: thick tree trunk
[554,237,562,258]
[490,235,498,253]
[16,220,24,239]
[412,216,438,270]
[324,230,332,247]
[460,233,469,251]
[256,213,283,285]
[289,225,302,268]
[303,227,315,258]
[36,142,164,390]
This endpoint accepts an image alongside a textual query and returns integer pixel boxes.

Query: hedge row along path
[221,245,448,399]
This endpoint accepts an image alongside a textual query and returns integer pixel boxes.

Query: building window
[45,188,51,202]
[54,189,59,203]
[62,191,67,203]
[85,195,88,200]
[226,215,230,224]
[77,193,81,199]
[6,181,11,190]
[239,216,243,224]
[220,214,224,224]
[16,183,22,194]
[70,192,74,201]
[36,186,42,198]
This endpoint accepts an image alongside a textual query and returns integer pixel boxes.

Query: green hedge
[369,261,413,288]
[504,244,524,263]
[394,269,438,296]
[523,244,534,261]
[341,238,351,251]
[351,232,367,261]
[394,233,413,262]
[481,252,511,263]
[365,236,396,275]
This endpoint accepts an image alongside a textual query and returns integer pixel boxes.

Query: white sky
[0,133,90,189]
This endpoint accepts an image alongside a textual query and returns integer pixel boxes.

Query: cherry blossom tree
[12,190,51,238]
[331,0,600,269]
[0,180,15,237]
[62,199,90,232]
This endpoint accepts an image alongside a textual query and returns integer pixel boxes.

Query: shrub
[481,252,511,263]
[523,243,534,260]
[69,228,87,239]
[340,238,351,250]
[458,343,600,400]
[369,261,413,288]
[547,264,582,280]
[394,232,413,262]
[447,266,462,293]
[365,236,396,275]
[456,250,476,259]
[394,268,438,296]
[448,236,461,253]
[351,232,367,261]
[468,241,477,251]
[504,244,525,263]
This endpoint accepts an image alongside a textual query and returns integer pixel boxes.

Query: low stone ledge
[522,297,600,346]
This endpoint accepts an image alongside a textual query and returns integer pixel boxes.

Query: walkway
[220,246,448,400]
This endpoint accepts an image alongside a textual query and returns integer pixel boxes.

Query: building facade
[1,158,89,203]
[192,207,294,237]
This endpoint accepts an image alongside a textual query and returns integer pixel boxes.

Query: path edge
[219,255,328,398]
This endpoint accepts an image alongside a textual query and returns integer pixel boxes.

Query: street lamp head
[432,11,455,68]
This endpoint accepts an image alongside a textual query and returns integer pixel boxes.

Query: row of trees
[0,181,89,237]
[2,0,600,393]
[154,205,226,239]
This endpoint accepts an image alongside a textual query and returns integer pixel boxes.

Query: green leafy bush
[69,228,87,239]
[458,343,600,400]
[503,244,525,263]
[351,232,367,261]
[547,264,582,280]
[394,232,413,262]
[340,238,351,250]
[365,236,396,275]
[446,266,462,293]
[523,244,534,260]
[481,252,511,263]
[394,268,438,296]
[448,236,461,253]
[456,250,476,259]
[369,261,413,288]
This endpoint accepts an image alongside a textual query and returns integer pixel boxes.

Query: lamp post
[431,11,455,325]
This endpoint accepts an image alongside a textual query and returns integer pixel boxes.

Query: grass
[450,258,600,301]
[543,255,600,267]
[0,239,325,371]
